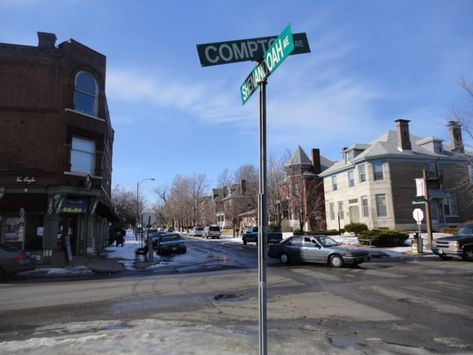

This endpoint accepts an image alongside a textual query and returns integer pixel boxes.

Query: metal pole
[258,79,268,355]
[422,169,433,249]
[136,181,139,241]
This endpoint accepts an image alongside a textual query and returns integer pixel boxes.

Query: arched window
[74,71,98,116]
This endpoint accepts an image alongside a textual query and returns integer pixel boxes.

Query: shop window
[74,71,98,116]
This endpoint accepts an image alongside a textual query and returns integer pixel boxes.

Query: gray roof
[286,145,335,172]
[320,130,469,177]
[287,145,312,166]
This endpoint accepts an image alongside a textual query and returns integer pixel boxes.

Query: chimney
[312,148,321,175]
[240,179,247,195]
[37,32,57,49]
[447,121,464,153]
[395,119,412,151]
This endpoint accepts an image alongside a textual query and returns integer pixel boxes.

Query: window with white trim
[373,162,384,181]
[331,175,338,191]
[348,169,355,187]
[361,196,369,218]
[375,194,387,217]
[443,196,458,217]
[71,137,95,174]
[74,71,98,116]
[337,201,344,220]
[329,202,335,220]
[358,164,366,182]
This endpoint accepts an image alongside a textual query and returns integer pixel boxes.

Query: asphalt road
[0,237,472,354]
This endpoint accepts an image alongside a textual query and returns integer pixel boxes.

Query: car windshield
[209,227,219,231]
[458,226,473,235]
[196,227,203,231]
[163,235,181,242]
[315,236,340,247]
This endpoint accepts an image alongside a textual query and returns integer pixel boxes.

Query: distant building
[319,119,472,231]
[0,32,116,264]
[279,146,334,232]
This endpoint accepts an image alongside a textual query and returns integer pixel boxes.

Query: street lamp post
[136,177,155,243]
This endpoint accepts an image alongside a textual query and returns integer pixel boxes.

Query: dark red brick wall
[0,36,113,198]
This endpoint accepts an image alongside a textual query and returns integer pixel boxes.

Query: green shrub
[440,227,459,235]
[293,229,304,235]
[344,223,369,236]
[359,229,409,247]
[268,224,280,232]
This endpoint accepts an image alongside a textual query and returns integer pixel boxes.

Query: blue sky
[1,0,472,202]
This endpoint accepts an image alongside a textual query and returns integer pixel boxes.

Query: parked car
[432,225,473,261]
[0,244,37,279]
[242,226,283,245]
[153,233,187,255]
[268,235,371,267]
[190,227,204,238]
[203,225,221,239]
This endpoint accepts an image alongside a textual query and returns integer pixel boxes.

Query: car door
[301,237,320,262]
[285,236,303,262]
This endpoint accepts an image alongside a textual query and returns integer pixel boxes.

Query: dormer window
[74,71,98,116]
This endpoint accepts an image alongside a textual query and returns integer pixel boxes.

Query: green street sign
[412,200,426,205]
[196,33,310,67]
[240,24,295,105]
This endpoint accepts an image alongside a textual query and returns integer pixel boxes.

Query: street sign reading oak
[197,25,309,355]
[240,25,294,104]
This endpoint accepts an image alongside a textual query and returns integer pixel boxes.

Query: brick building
[0,32,116,263]
[279,146,333,232]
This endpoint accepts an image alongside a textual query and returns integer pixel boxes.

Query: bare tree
[267,154,287,229]
[111,185,136,226]
[450,79,473,202]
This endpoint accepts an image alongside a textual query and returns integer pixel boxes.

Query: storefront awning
[96,201,119,222]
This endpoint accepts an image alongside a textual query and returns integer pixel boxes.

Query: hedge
[359,229,409,247]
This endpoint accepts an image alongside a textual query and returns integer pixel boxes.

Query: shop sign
[60,199,87,214]
[16,176,37,184]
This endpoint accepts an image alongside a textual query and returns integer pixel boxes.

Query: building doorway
[349,205,360,224]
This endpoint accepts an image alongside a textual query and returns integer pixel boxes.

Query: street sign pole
[258,78,268,355]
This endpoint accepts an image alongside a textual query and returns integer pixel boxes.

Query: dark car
[153,233,187,255]
[0,244,37,279]
[432,225,473,261]
[268,235,371,267]
[242,226,283,245]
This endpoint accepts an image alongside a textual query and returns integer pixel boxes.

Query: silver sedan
[268,235,371,267]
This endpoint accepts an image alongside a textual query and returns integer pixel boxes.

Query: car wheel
[329,254,344,268]
[462,247,473,261]
[243,239,247,245]
[0,267,5,280]
[279,252,290,265]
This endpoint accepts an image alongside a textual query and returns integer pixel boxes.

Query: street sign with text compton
[196,33,310,67]
[240,25,295,104]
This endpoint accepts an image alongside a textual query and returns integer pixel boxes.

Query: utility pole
[257,78,268,355]
[422,169,433,249]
